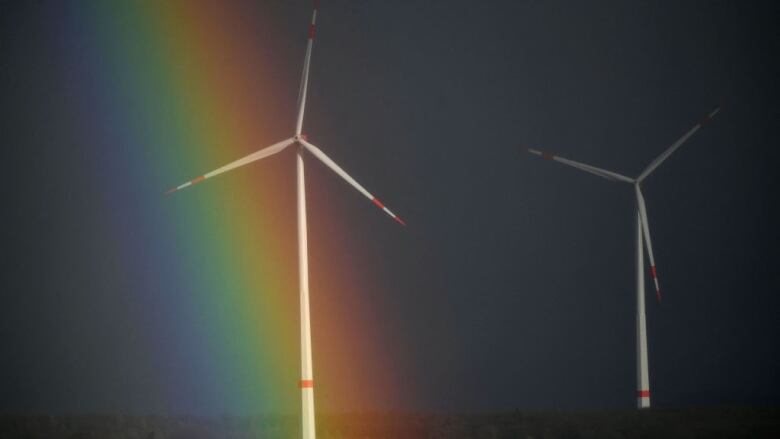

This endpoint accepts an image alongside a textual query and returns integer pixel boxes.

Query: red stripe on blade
[191,175,206,185]
[700,115,711,125]
[299,380,314,389]
[650,266,658,279]
[372,198,385,209]
[541,152,554,160]
[637,390,650,398]
[165,187,177,195]
[394,215,407,226]
[656,290,662,302]
[308,24,316,39]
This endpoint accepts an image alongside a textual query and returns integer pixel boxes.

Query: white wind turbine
[528,106,720,408]
[166,2,405,438]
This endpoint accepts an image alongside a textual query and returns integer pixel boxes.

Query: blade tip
[528,148,554,160]
[394,216,407,227]
[701,107,721,125]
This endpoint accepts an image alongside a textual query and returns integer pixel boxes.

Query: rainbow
[57,1,404,415]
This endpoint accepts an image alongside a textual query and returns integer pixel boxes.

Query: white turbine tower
[528,106,719,408]
[167,2,405,438]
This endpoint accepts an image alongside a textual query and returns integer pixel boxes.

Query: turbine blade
[166,138,295,194]
[298,138,406,226]
[295,0,319,135]
[527,148,634,183]
[637,106,721,182]
[635,185,661,302]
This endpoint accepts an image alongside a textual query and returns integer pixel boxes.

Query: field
[2,407,779,438]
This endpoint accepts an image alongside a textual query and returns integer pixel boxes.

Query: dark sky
[2,0,779,414]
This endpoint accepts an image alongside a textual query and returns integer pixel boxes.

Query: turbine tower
[528,106,719,408]
[167,2,405,437]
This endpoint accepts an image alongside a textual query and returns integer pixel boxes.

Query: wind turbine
[528,106,719,408]
[166,2,405,438]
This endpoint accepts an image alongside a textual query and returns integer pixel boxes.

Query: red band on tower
[300,379,314,389]
[637,390,650,398]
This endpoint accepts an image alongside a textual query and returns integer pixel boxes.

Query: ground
[2,407,779,438]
